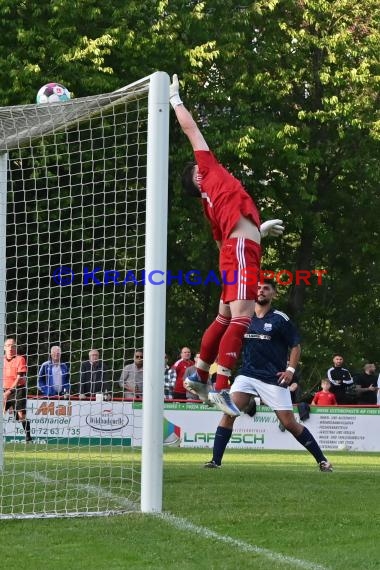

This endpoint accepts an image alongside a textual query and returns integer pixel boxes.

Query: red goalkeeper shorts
[219,237,261,303]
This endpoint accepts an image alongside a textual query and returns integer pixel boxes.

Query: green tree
[0,0,378,386]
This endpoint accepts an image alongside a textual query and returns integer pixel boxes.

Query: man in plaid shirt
[164,354,176,399]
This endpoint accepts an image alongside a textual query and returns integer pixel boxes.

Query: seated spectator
[184,353,201,400]
[208,358,218,389]
[278,364,308,430]
[119,349,144,398]
[38,346,70,397]
[327,354,353,404]
[164,354,176,399]
[311,379,338,406]
[79,349,111,400]
[354,363,378,405]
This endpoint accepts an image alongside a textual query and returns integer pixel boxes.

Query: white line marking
[31,472,138,512]
[156,512,329,570]
[30,472,329,569]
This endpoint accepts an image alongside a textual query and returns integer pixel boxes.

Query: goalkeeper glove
[169,74,183,109]
[260,219,284,238]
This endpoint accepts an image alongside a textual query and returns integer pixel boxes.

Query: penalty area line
[29,472,328,569]
[156,512,330,570]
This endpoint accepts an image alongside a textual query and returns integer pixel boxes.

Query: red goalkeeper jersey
[194,150,261,242]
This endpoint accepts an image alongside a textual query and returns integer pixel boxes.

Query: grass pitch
[1,447,379,569]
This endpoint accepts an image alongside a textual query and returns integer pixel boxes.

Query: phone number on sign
[14,427,81,437]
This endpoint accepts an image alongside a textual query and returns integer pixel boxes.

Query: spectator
[311,379,338,406]
[327,354,354,404]
[171,347,194,400]
[208,359,218,389]
[354,363,378,405]
[3,337,32,442]
[289,364,302,401]
[79,349,111,400]
[164,354,176,399]
[184,353,201,400]
[278,365,304,431]
[119,349,144,398]
[38,346,70,397]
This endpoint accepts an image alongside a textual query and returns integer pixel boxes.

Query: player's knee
[278,414,297,433]
[220,415,236,429]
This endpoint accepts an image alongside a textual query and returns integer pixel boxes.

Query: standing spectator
[79,349,111,400]
[311,379,338,406]
[38,346,70,397]
[327,354,354,404]
[184,353,201,400]
[278,364,304,431]
[354,363,379,405]
[119,349,144,398]
[208,359,218,389]
[164,354,176,399]
[3,337,32,442]
[170,74,284,416]
[171,347,194,400]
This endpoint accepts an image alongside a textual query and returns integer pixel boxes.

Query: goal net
[0,72,169,518]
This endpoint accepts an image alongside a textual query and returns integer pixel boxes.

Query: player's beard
[256,297,270,306]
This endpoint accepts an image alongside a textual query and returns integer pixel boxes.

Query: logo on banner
[163,417,181,446]
[35,402,72,416]
[85,409,129,431]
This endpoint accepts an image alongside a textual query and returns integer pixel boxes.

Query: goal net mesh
[0,78,154,518]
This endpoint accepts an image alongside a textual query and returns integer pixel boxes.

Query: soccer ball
[36,82,71,104]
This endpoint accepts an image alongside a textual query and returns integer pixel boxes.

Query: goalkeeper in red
[170,74,284,416]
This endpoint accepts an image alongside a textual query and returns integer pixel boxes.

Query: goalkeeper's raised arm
[169,74,209,152]
[169,73,285,419]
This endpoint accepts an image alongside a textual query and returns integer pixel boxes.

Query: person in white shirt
[119,350,144,398]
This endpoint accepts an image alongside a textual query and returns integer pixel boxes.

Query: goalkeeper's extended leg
[196,312,231,382]
[184,311,231,403]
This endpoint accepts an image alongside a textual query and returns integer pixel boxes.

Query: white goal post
[0,71,169,518]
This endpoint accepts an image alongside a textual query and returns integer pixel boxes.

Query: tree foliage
[0,0,379,386]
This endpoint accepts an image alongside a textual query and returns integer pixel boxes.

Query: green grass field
[1,446,380,569]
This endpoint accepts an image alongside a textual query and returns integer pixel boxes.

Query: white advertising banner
[161,402,380,452]
[3,399,139,446]
[3,400,380,452]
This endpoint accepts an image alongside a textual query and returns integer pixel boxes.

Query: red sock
[215,316,251,390]
[197,313,231,382]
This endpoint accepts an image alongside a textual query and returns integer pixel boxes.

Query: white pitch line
[30,472,138,512]
[156,512,329,570]
[30,472,329,569]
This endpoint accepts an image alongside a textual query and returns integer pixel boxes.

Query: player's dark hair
[181,162,201,197]
[262,278,277,289]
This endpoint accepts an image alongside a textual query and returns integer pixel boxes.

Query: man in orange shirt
[3,337,32,442]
